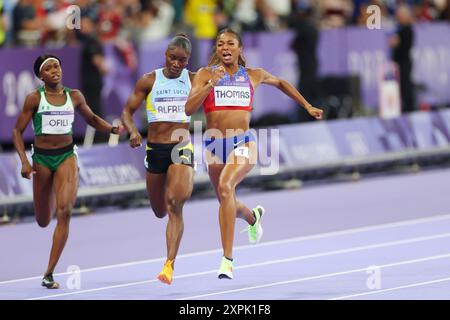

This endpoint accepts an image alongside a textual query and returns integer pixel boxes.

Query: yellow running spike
[157,259,174,285]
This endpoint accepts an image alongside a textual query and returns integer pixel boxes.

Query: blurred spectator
[378,0,397,28]
[4,0,450,50]
[0,0,6,47]
[44,0,71,47]
[319,0,353,29]
[185,0,217,39]
[290,4,319,122]
[99,0,138,72]
[265,0,292,29]
[415,0,440,21]
[352,0,368,24]
[439,0,450,20]
[33,0,46,18]
[75,0,99,21]
[384,0,398,14]
[233,0,268,32]
[114,0,137,41]
[98,0,123,43]
[76,17,109,121]
[215,0,236,30]
[140,0,174,42]
[390,4,415,113]
[356,0,396,29]
[12,0,46,46]
[355,1,370,26]
[172,0,185,28]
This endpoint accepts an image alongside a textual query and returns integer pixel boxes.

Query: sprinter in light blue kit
[146,68,191,124]
[122,34,195,285]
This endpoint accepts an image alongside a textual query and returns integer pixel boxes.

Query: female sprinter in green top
[12,54,124,289]
[121,35,195,285]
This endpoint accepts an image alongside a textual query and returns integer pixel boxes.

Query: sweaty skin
[121,44,196,284]
[12,57,123,285]
[185,31,323,261]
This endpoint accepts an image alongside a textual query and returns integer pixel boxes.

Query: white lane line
[177,253,450,300]
[27,232,450,300]
[329,277,450,300]
[3,213,450,285]
[26,270,215,301]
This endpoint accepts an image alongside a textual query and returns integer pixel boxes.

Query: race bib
[153,97,188,121]
[41,111,74,134]
[214,86,251,107]
[234,146,249,158]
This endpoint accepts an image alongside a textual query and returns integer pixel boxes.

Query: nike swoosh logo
[234,140,244,147]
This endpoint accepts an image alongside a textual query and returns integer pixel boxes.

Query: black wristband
[111,126,118,134]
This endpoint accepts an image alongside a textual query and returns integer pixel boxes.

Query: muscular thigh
[208,163,225,199]
[146,172,167,212]
[165,164,194,201]
[32,162,55,218]
[53,155,78,208]
[218,141,257,187]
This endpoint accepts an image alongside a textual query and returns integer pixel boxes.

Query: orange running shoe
[157,260,174,285]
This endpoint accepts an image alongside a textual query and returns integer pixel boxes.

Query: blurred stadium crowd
[0,0,449,48]
[1,0,450,215]
[0,0,449,139]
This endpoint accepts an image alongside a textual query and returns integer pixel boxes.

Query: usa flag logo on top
[236,76,245,82]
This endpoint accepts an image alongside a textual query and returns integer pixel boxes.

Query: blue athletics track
[1,168,450,300]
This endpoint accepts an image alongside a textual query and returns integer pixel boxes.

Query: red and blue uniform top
[203,65,254,114]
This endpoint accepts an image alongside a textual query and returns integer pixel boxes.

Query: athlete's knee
[56,205,72,223]
[36,216,51,228]
[165,193,186,214]
[218,181,234,201]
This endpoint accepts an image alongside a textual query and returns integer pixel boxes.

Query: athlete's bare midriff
[147,122,190,144]
[206,110,250,138]
[34,135,73,149]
